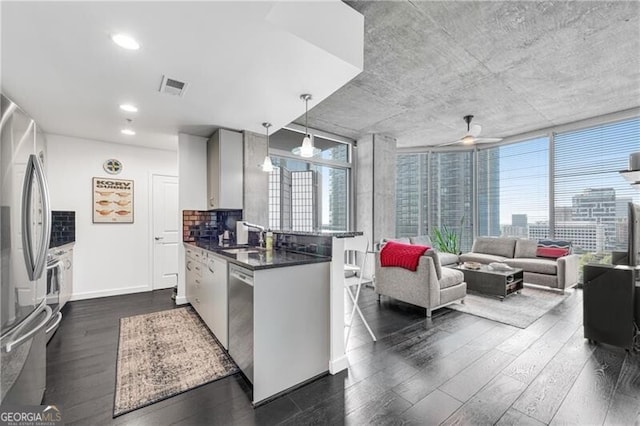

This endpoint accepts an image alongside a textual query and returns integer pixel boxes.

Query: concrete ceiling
[301,1,640,148]
[1,1,363,151]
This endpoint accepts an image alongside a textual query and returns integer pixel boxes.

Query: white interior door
[152,175,179,290]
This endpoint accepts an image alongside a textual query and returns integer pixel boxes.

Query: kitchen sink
[222,247,266,255]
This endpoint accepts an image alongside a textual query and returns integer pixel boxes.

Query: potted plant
[431,216,465,254]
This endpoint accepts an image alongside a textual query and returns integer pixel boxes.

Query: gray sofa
[375,248,466,317]
[459,237,579,291]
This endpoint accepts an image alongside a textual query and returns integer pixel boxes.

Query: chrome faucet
[242,221,266,247]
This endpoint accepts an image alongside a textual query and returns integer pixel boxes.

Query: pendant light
[292,94,320,158]
[260,122,274,172]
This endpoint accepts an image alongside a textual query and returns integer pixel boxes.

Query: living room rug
[113,307,238,417]
[446,285,569,329]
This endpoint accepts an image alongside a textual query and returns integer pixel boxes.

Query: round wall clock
[103,159,123,174]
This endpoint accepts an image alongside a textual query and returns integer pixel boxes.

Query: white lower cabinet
[202,255,228,349]
[184,247,228,349]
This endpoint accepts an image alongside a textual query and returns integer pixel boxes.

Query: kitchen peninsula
[185,238,331,405]
[183,214,364,405]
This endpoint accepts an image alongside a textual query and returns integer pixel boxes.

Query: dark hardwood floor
[44,286,640,425]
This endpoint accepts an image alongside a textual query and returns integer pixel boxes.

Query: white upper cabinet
[207,129,243,210]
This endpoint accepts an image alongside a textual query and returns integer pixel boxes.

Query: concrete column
[243,130,269,226]
[356,133,397,275]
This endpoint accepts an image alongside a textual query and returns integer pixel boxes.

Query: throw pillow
[536,239,572,259]
[536,247,570,259]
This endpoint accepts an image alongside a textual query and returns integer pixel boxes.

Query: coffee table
[453,264,524,301]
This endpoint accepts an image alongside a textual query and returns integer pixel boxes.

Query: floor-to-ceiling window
[395,116,639,268]
[554,118,640,269]
[477,137,549,238]
[268,128,352,232]
[396,153,428,237]
[395,151,473,252]
[430,151,474,252]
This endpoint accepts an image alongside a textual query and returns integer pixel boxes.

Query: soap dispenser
[265,230,273,250]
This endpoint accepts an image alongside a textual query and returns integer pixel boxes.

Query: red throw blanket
[380,241,430,271]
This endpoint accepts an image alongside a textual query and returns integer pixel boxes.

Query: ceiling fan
[438,115,503,147]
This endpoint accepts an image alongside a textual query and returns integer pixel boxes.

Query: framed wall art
[93,177,134,223]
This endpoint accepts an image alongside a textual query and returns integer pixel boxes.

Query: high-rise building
[395,153,428,237]
[430,152,475,251]
[476,148,500,237]
[555,206,573,222]
[501,225,528,238]
[512,214,528,228]
[327,146,348,231]
[503,214,528,237]
[529,222,605,252]
[571,187,620,250]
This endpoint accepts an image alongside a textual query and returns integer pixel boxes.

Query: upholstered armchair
[375,249,466,317]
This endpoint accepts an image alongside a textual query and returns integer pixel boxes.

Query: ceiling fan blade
[470,124,482,137]
[473,137,503,144]
[436,139,463,147]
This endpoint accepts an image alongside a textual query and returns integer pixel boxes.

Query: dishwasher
[228,265,254,384]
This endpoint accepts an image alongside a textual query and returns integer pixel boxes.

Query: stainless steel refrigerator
[0,94,52,405]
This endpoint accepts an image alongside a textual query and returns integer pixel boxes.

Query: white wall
[176,132,207,304]
[46,133,178,300]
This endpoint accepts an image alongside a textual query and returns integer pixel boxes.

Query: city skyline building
[327,145,349,231]
[477,148,501,237]
[512,214,528,228]
[570,187,622,250]
[396,153,429,237]
[529,221,606,252]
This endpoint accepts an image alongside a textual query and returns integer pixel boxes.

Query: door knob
[155,236,164,241]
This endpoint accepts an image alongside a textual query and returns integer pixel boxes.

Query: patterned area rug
[446,285,569,329]
[113,307,238,417]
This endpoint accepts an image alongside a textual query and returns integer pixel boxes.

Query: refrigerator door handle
[32,154,51,280]
[1,301,52,353]
[45,312,62,334]
[0,299,47,341]
[21,154,51,281]
[21,155,38,281]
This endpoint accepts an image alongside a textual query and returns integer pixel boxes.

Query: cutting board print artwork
[93,177,134,223]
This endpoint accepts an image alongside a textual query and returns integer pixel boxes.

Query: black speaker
[583,264,636,350]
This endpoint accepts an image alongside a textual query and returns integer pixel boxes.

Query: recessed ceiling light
[121,129,136,136]
[119,104,138,113]
[111,33,140,50]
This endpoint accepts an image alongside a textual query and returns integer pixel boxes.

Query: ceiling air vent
[159,75,188,97]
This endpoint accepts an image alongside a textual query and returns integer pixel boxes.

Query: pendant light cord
[305,97,309,136]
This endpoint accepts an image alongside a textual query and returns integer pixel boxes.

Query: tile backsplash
[183,209,243,246]
[50,210,76,248]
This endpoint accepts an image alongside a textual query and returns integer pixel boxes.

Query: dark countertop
[184,242,331,271]
[272,230,363,238]
[186,241,249,251]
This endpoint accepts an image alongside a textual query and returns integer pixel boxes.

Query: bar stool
[344,235,377,346]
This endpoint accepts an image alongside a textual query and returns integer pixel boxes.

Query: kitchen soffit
[0,1,363,150]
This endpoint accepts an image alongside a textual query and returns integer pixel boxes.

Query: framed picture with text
[92,177,134,223]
